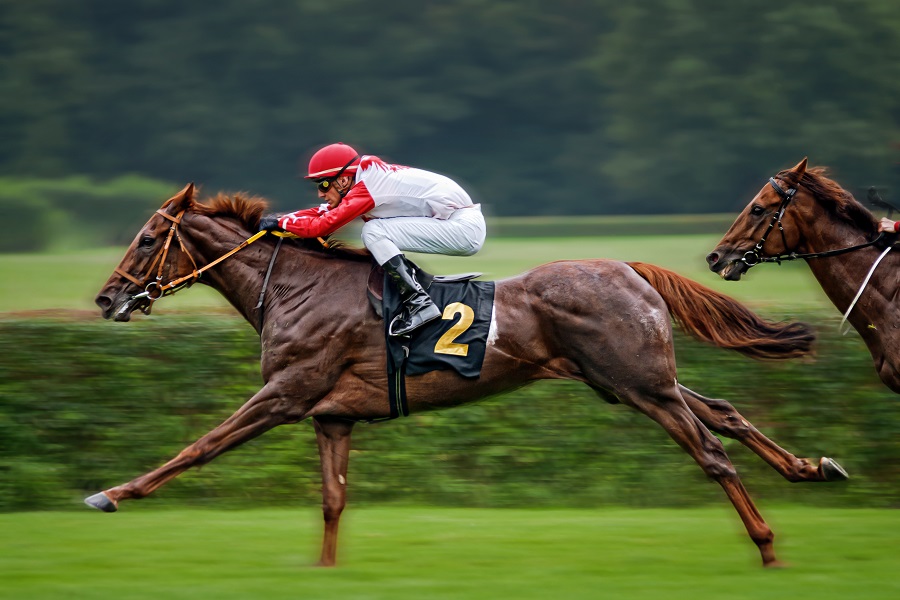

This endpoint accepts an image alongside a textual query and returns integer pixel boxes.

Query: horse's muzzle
[706,250,749,281]
[95,293,116,320]
[96,291,149,321]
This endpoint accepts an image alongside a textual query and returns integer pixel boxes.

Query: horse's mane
[777,166,877,235]
[191,192,371,260]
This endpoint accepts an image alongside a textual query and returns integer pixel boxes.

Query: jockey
[259,143,486,337]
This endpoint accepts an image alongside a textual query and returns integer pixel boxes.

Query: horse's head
[96,183,201,321]
[706,158,811,280]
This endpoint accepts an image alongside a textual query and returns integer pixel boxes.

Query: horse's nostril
[96,295,112,310]
[706,252,719,266]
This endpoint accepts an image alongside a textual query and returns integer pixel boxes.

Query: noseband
[741,177,885,268]
[114,209,268,317]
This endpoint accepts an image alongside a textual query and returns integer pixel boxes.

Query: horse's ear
[163,183,195,212]
[790,158,808,178]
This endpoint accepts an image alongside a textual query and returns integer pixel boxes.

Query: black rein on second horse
[741,177,886,268]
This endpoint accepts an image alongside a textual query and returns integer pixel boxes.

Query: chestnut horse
[708,158,900,393]
[88,183,846,568]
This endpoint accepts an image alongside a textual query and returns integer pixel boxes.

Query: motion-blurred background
[1,3,899,596]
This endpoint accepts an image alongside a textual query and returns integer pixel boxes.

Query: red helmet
[304,143,361,180]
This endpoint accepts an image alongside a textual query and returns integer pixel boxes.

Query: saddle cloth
[370,263,495,418]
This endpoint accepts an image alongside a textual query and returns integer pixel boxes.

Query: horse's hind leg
[678,385,848,482]
[313,417,354,567]
[84,386,296,511]
[620,384,781,567]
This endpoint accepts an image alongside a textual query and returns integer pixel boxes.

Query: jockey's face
[317,175,354,209]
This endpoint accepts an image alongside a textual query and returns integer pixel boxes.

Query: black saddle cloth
[377,263,495,418]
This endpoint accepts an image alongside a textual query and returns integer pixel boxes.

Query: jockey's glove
[258,215,282,232]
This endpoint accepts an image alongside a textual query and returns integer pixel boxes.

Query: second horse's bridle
[740,177,884,268]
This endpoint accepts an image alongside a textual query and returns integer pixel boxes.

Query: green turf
[0,234,831,313]
[0,507,896,599]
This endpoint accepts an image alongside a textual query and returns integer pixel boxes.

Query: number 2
[434,302,474,356]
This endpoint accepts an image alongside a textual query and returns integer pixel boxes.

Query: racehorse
[87,183,847,568]
[707,158,900,393]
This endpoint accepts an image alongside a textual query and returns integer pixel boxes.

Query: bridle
[738,176,894,332]
[740,177,885,268]
[114,208,267,318]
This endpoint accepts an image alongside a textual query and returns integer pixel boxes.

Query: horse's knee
[175,445,215,467]
[703,457,738,480]
[322,495,345,522]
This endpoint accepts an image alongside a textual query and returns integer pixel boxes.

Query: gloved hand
[258,215,282,232]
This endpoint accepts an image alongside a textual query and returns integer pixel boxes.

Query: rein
[115,209,270,318]
[741,177,886,267]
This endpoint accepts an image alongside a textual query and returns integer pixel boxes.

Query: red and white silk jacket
[277,156,473,238]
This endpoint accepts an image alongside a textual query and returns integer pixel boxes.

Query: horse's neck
[184,220,363,332]
[803,219,898,338]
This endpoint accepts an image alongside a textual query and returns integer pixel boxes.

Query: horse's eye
[139,235,155,248]
[750,205,765,216]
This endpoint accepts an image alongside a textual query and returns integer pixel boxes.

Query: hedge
[1,312,898,512]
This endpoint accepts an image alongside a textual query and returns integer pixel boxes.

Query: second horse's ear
[786,158,808,182]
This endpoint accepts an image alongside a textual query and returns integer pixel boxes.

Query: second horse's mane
[778,166,878,235]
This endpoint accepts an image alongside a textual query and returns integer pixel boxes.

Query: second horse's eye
[139,235,154,248]
[750,205,765,216]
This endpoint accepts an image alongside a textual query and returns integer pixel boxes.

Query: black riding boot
[384,255,441,336]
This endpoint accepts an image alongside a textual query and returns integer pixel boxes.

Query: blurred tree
[0,0,898,218]
[594,0,900,212]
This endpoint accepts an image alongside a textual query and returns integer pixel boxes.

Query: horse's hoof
[84,491,118,512]
[819,457,849,482]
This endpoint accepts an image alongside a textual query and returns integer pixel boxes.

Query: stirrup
[389,302,441,336]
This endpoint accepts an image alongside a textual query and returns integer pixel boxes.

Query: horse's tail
[626,261,814,360]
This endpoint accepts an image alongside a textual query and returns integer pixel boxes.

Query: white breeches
[361,204,486,265]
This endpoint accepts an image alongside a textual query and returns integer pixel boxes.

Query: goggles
[313,154,359,194]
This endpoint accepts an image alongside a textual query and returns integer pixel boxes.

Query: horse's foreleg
[85,388,294,511]
[626,386,781,567]
[313,417,354,567]
[678,384,848,482]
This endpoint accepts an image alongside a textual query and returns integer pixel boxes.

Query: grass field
[0,234,832,314]
[0,507,897,600]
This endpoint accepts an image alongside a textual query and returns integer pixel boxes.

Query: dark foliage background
[1,0,899,219]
